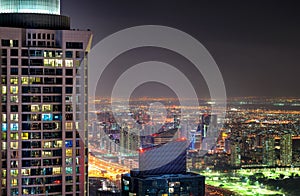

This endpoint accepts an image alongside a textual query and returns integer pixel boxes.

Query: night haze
[62,0,300,98]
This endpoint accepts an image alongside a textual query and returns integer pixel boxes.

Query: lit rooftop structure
[0,0,60,15]
[0,0,69,30]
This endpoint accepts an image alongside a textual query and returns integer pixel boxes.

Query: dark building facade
[121,172,205,196]
[121,137,205,195]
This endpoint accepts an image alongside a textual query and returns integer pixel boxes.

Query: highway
[88,154,130,181]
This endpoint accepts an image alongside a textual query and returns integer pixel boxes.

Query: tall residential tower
[280,133,293,166]
[0,0,92,195]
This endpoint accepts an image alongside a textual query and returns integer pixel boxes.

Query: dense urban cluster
[88,97,300,195]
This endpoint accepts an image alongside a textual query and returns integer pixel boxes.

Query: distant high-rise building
[194,131,202,149]
[280,133,292,166]
[0,0,92,195]
[230,143,241,167]
[119,126,139,155]
[263,136,276,166]
[201,114,217,140]
[200,114,218,151]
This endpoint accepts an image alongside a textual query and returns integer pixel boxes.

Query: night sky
[62,0,300,98]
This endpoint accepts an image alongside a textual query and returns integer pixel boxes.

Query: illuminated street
[88,155,130,181]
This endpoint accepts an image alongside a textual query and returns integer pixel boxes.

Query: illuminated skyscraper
[263,136,275,166]
[230,143,241,167]
[0,1,92,195]
[201,114,217,139]
[280,133,292,166]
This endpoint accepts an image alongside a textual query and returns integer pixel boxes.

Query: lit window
[31,105,40,112]
[21,169,30,176]
[56,59,62,67]
[65,122,73,130]
[66,149,72,156]
[53,114,61,121]
[66,96,72,103]
[2,86,6,94]
[66,158,72,165]
[54,122,60,130]
[2,142,6,150]
[44,59,55,66]
[65,140,73,147]
[43,141,52,148]
[10,123,18,131]
[42,114,52,121]
[10,169,18,177]
[10,86,18,94]
[21,77,29,84]
[2,114,6,122]
[10,96,18,103]
[2,123,7,131]
[11,179,18,187]
[44,50,54,57]
[42,150,52,157]
[10,77,18,84]
[23,189,29,195]
[2,179,6,186]
[2,170,6,178]
[53,167,61,175]
[10,142,18,150]
[22,132,29,140]
[2,132,6,140]
[65,60,73,67]
[31,114,39,121]
[55,51,62,57]
[2,95,6,102]
[29,77,41,84]
[66,167,72,174]
[55,140,62,148]
[10,114,18,122]
[42,105,52,112]
[10,133,18,140]
[2,76,6,84]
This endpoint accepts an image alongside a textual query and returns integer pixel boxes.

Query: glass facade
[0,0,60,15]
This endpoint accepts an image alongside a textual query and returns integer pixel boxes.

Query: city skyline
[62,0,300,98]
[1,0,299,196]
